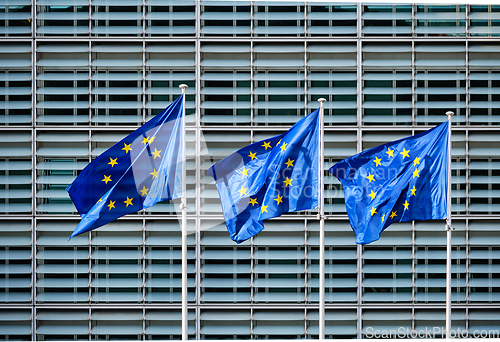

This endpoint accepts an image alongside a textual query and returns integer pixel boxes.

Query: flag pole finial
[445,111,454,117]
[318,98,326,104]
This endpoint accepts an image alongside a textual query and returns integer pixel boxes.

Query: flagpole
[317,98,326,340]
[179,84,188,341]
[445,110,454,339]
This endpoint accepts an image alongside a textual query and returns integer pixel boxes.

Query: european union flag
[67,95,184,238]
[330,121,449,245]
[208,109,320,243]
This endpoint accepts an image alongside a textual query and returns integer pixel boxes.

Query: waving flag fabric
[67,95,184,238]
[208,109,320,243]
[330,121,449,245]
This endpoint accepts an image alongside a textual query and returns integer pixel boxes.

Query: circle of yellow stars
[238,138,296,215]
[100,135,163,212]
[366,145,423,224]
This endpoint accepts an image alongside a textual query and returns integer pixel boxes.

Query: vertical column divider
[356,5,363,338]
[250,40,254,126]
[465,40,469,127]
[195,3,202,333]
[30,8,37,338]
[465,126,470,304]
[249,7,255,312]
[411,221,415,304]
[195,3,202,334]
[142,39,146,124]
[411,40,415,125]
[142,217,146,305]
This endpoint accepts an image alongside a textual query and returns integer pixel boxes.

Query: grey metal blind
[469,5,500,37]
[0,2,31,37]
[307,3,357,37]
[414,309,466,335]
[0,221,31,304]
[362,309,411,336]
[415,5,466,37]
[36,132,87,214]
[362,5,412,37]
[0,309,31,339]
[0,43,32,125]
[254,2,304,37]
[469,71,500,125]
[0,132,32,214]
[145,0,195,37]
[200,1,251,37]
[37,1,89,36]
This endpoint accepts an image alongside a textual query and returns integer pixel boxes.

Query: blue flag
[330,121,449,245]
[67,95,184,238]
[208,109,320,243]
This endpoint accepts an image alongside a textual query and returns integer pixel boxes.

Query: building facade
[1,0,500,339]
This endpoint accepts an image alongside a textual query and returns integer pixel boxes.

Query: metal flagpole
[445,110,454,339]
[179,84,188,340]
[318,98,326,340]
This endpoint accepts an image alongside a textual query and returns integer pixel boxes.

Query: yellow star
[276,139,281,146]
[151,148,162,159]
[370,206,377,216]
[140,186,149,197]
[122,143,132,154]
[102,175,112,184]
[261,204,268,213]
[123,197,133,207]
[274,195,283,205]
[262,141,271,150]
[240,167,249,177]
[280,142,288,152]
[368,190,376,200]
[150,168,158,179]
[107,200,115,210]
[248,151,257,160]
[283,177,293,187]
[249,198,258,206]
[403,200,409,210]
[413,169,420,178]
[400,148,410,159]
[381,214,385,222]
[386,148,394,158]
[108,158,118,167]
[141,136,156,146]
[390,211,397,219]
[285,158,295,168]
[413,157,421,166]
[98,198,102,202]
[238,186,248,196]
[366,173,375,183]
[410,185,417,196]
[373,156,382,167]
